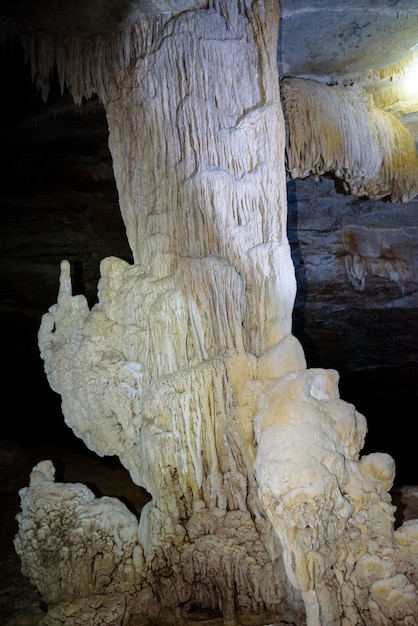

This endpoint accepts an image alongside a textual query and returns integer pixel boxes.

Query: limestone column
[23,2,306,624]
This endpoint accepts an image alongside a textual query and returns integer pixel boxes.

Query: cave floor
[1,439,417,626]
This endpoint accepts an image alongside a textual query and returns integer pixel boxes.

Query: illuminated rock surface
[282,77,418,203]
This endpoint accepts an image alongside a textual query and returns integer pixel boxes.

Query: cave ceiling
[279,0,418,79]
[0,0,418,130]
[2,1,418,81]
[2,1,418,137]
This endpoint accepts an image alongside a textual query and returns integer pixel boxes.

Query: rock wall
[287,176,418,486]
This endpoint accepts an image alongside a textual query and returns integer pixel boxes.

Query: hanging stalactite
[282,77,418,203]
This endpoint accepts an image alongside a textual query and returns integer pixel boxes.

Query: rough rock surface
[282,78,418,202]
[1,15,417,490]
[17,5,307,623]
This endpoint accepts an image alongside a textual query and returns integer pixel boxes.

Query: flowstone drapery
[14,2,418,625]
[282,77,418,203]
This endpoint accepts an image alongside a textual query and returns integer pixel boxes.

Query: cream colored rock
[282,77,418,202]
[27,3,305,624]
[14,460,141,606]
[255,367,418,624]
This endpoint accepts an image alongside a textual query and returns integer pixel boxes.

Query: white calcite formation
[15,460,140,605]
[255,367,418,625]
[341,224,408,292]
[15,1,418,625]
[282,77,418,203]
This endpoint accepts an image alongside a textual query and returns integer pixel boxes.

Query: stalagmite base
[14,1,418,624]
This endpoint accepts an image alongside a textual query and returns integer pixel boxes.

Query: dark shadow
[0,38,133,451]
[286,179,322,367]
[187,604,223,622]
[23,444,152,521]
[391,489,407,529]
[339,366,418,488]
[277,2,284,79]
[71,258,87,297]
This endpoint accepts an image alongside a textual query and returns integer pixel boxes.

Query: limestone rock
[255,367,418,624]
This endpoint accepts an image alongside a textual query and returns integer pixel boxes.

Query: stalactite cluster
[282,77,418,203]
[335,50,418,89]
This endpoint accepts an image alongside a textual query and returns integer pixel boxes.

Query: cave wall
[287,176,418,487]
[0,43,133,449]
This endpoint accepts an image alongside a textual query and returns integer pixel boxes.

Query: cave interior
[1,2,418,623]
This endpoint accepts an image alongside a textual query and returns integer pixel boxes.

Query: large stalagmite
[14,2,418,625]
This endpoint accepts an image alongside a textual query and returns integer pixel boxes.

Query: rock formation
[282,77,418,203]
[13,1,418,625]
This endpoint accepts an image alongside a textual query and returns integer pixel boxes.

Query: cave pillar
[102,0,295,356]
[32,0,305,518]
[22,1,307,624]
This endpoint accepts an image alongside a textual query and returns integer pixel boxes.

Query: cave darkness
[0,38,417,489]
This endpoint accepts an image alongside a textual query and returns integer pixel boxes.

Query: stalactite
[341,225,408,292]
[282,77,418,203]
[22,15,170,105]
